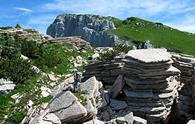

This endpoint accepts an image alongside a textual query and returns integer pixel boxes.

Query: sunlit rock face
[47,14,119,47]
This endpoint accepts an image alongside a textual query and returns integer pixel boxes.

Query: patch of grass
[74,91,87,106]
[108,17,195,56]
[34,95,53,106]
[5,111,26,124]
[99,44,132,61]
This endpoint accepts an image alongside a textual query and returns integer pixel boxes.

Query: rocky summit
[47,14,119,47]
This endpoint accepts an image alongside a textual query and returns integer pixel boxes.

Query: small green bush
[15,24,22,29]
[0,26,12,30]
[99,44,132,61]
[0,46,35,84]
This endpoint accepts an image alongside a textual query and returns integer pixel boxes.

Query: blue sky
[1,0,195,34]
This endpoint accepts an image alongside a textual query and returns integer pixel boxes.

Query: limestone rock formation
[47,14,119,47]
[122,49,180,124]
[48,36,92,50]
[172,53,195,123]
[83,54,125,88]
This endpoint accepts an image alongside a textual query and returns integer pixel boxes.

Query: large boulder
[80,76,102,100]
[48,91,87,123]
[53,101,87,123]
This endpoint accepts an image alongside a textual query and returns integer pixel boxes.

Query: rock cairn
[122,49,180,124]
[172,54,195,122]
[83,55,125,88]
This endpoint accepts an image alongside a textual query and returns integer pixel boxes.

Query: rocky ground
[1,27,195,124]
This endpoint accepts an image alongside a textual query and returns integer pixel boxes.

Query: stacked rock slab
[83,55,125,88]
[123,49,180,124]
[172,54,195,122]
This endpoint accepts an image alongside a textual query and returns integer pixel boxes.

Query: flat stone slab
[48,91,77,112]
[123,66,180,77]
[124,89,176,100]
[54,101,87,123]
[126,49,172,64]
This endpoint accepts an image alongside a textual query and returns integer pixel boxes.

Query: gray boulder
[80,76,102,100]
[53,101,87,123]
[48,91,78,113]
[48,91,87,123]
[110,75,124,98]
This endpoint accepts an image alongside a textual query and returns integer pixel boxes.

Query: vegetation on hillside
[0,32,93,124]
[99,44,132,61]
[108,17,195,56]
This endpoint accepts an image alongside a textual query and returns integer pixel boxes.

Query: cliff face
[47,14,119,47]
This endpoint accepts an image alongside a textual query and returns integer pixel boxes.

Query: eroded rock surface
[47,14,119,47]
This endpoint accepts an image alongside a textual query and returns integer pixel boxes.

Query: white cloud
[15,7,32,13]
[26,15,56,34]
[36,0,195,33]
[28,15,54,25]
[166,14,195,33]
[42,0,195,18]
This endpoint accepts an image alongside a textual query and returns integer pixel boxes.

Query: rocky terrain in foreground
[1,15,195,124]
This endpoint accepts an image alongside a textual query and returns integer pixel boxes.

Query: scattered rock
[21,54,29,60]
[124,112,134,124]
[133,116,147,124]
[48,74,59,82]
[41,86,51,97]
[43,113,61,124]
[110,99,128,110]
[110,75,124,98]
[0,78,15,93]
[31,66,40,73]
[83,119,105,124]
[97,90,110,109]
[80,76,102,99]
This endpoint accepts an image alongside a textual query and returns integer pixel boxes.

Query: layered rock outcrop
[171,54,195,123]
[122,49,180,124]
[83,54,125,88]
[47,14,119,47]
[48,36,92,50]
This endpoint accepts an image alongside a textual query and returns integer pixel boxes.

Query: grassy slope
[0,33,93,123]
[108,17,195,56]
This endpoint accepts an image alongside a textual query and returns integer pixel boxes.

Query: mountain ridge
[47,13,195,56]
